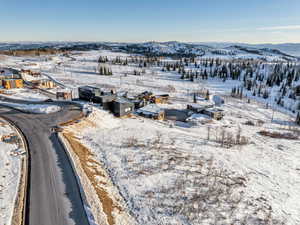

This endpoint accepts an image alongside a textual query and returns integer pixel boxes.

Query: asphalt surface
[0,102,90,225]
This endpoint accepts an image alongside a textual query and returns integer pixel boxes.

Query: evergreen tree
[296,112,300,125]
[190,75,194,82]
[263,90,269,99]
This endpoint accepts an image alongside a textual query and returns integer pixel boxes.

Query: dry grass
[214,126,249,148]
[123,136,146,148]
[0,49,67,56]
[165,85,176,92]
[11,158,27,225]
[120,134,283,225]
[59,112,85,127]
[258,130,299,140]
[63,131,121,225]
[244,120,255,126]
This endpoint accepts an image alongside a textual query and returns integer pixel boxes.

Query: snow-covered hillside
[1,49,300,225]
[1,41,299,61]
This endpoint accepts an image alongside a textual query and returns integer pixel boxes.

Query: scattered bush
[258,130,299,140]
[123,136,145,148]
[244,120,255,126]
[148,156,283,225]
[256,119,265,126]
[165,85,176,93]
[215,126,249,148]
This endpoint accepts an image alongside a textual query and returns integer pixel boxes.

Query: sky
[1,0,300,43]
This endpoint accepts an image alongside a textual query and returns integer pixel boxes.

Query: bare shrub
[239,136,249,145]
[256,120,265,126]
[146,156,283,225]
[147,131,162,148]
[220,127,226,147]
[258,130,299,140]
[244,120,255,126]
[122,136,145,148]
[215,127,249,148]
[136,79,144,85]
[207,126,211,140]
[165,85,176,93]
[236,125,241,144]
[123,135,283,225]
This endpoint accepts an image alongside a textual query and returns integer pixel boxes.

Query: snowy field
[0,118,24,225]
[0,88,49,101]
[1,50,300,224]
[66,93,300,225]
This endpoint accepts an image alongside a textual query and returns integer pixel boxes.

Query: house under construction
[0,68,23,89]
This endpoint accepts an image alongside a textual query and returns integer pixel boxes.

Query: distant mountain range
[194,42,300,57]
[1,41,300,60]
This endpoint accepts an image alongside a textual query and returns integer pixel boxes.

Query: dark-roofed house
[111,97,134,117]
[99,94,117,110]
[0,68,21,80]
[78,86,102,102]
[137,104,165,120]
[78,85,116,105]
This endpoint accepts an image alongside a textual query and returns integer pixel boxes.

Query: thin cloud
[257,25,300,31]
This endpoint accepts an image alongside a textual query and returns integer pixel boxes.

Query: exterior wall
[99,95,116,104]
[15,79,23,88]
[40,80,55,88]
[56,92,72,100]
[78,87,101,102]
[154,95,169,104]
[2,79,24,89]
[112,101,134,117]
[78,89,94,101]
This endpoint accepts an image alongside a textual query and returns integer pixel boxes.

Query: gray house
[78,86,116,105]
[111,98,134,117]
[99,94,116,110]
[78,86,101,102]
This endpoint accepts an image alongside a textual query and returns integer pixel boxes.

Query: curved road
[0,102,90,225]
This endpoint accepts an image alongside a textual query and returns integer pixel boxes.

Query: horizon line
[1,40,300,45]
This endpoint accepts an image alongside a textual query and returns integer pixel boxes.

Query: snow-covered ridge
[1,41,299,60]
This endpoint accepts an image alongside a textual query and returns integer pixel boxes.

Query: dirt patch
[11,158,27,225]
[62,131,121,225]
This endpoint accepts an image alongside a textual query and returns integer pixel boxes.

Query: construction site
[0,68,24,89]
[77,85,224,121]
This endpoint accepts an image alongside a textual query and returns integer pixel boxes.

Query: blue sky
[1,0,300,43]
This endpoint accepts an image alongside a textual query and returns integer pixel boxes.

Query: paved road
[0,103,90,225]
